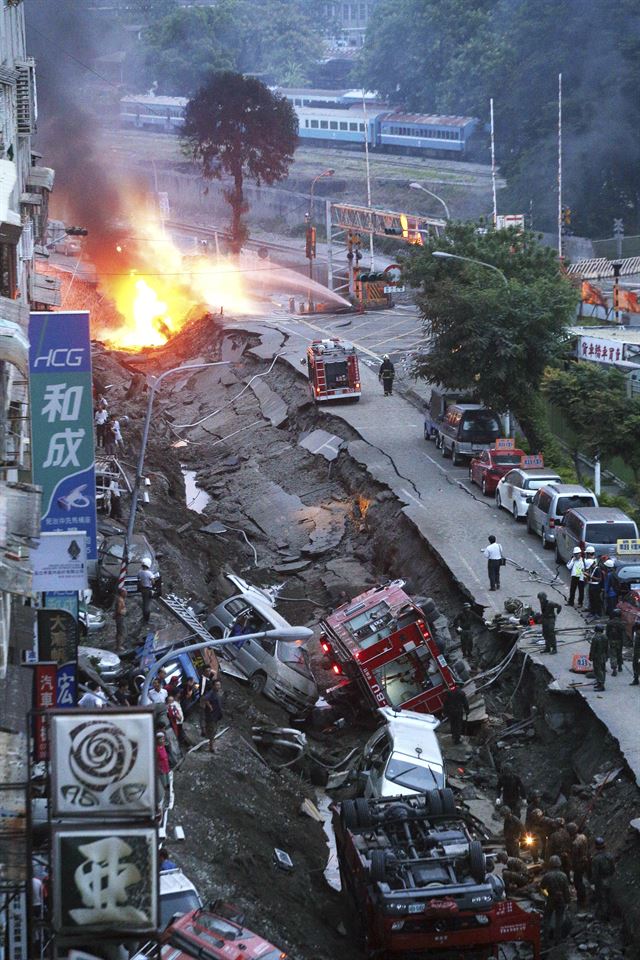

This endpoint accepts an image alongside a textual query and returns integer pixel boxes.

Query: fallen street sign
[29,311,98,560]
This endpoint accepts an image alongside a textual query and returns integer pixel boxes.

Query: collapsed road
[91,310,639,960]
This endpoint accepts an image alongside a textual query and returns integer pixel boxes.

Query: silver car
[360,707,445,799]
[207,575,318,715]
[527,483,598,549]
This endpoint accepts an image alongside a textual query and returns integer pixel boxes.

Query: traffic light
[66,226,88,236]
[384,227,403,236]
[305,226,316,260]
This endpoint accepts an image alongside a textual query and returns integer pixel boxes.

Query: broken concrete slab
[247,328,286,360]
[273,560,311,573]
[220,335,247,363]
[301,504,347,556]
[248,376,288,427]
[299,429,344,462]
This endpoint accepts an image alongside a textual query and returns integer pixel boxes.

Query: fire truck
[334,792,541,960]
[320,581,456,717]
[305,338,361,402]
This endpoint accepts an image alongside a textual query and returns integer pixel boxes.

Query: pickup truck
[334,792,541,959]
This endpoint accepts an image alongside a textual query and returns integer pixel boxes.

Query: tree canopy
[140,0,324,94]
[182,72,298,254]
[403,223,577,449]
[358,0,640,236]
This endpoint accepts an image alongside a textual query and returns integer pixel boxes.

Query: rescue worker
[591,837,615,921]
[538,592,562,654]
[582,546,597,613]
[137,558,154,624]
[547,818,572,875]
[603,558,618,616]
[606,608,625,676]
[632,618,640,686]
[442,681,469,744]
[527,807,556,863]
[500,805,524,859]
[566,546,585,607]
[453,602,477,659]
[589,624,608,691]
[585,549,604,617]
[496,762,526,818]
[378,354,395,396]
[567,822,590,907]
[114,588,127,652]
[495,851,530,894]
[539,855,571,943]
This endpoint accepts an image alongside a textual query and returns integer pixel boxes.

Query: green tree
[404,222,578,450]
[183,72,298,254]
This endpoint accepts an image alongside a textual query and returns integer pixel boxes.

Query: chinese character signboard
[495,438,515,450]
[33,663,57,760]
[50,711,156,817]
[29,312,97,560]
[52,827,158,935]
[32,531,87,591]
[37,607,77,664]
[522,454,544,468]
[616,538,640,556]
[44,591,79,707]
[577,335,633,367]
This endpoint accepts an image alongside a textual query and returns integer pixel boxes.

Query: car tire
[512,502,519,521]
[452,445,464,466]
[495,491,502,509]
[355,797,372,828]
[468,465,474,482]
[427,789,443,816]
[526,515,533,534]
[249,671,267,695]
[555,543,562,563]
[542,530,551,550]
[341,799,359,830]
[469,840,486,883]
[370,849,387,883]
[481,477,488,496]
[438,788,457,815]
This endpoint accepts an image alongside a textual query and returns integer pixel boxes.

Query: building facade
[323,1,378,46]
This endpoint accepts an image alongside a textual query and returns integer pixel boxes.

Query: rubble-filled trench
[93,317,639,960]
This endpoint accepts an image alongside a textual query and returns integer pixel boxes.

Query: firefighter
[442,681,469,744]
[632,619,640,686]
[589,625,608,691]
[495,851,530,894]
[606,608,625,676]
[540,855,571,943]
[538,592,562,653]
[500,805,524,859]
[591,837,615,921]
[567,822,590,907]
[453,603,477,659]
[378,354,395,396]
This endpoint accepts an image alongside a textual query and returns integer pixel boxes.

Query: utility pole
[557,73,563,259]
[490,98,498,226]
[613,218,624,260]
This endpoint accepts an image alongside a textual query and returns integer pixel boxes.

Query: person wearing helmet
[591,837,615,920]
[567,822,590,906]
[378,354,395,396]
[566,546,585,607]
[539,855,571,943]
[137,557,155,624]
[453,602,479,659]
[496,762,525,818]
[584,546,604,617]
[602,557,619,616]
[500,804,524,859]
[538,592,562,654]
[589,624,608,691]
[606,607,625,676]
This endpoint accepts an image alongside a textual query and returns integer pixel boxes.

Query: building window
[320,120,328,129]
[349,122,358,131]
[360,2,366,18]
[330,121,338,130]
[0,243,17,299]
[295,99,302,106]
[340,121,348,130]
[359,123,365,132]
[305,120,309,127]
[310,119,319,128]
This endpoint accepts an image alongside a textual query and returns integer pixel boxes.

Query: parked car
[526,483,599,548]
[554,507,639,564]
[617,587,640,641]
[359,707,444,798]
[469,446,526,496]
[50,237,81,257]
[206,574,318,715]
[159,868,203,930]
[78,600,106,637]
[423,387,473,441]
[437,404,502,465]
[78,645,122,683]
[495,467,561,520]
[95,533,161,604]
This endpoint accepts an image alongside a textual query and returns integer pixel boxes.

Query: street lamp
[410,182,450,220]
[307,169,334,309]
[432,250,508,287]
[125,362,232,547]
[140,626,314,705]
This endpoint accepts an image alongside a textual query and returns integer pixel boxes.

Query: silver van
[527,483,598,549]
[206,575,318,715]
[554,507,639,563]
[437,404,502,465]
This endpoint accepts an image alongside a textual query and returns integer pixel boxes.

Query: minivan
[527,483,599,549]
[437,404,502,465]
[207,575,318,715]
[554,507,639,563]
[423,387,474,441]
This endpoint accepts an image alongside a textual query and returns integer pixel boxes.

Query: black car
[95,534,162,604]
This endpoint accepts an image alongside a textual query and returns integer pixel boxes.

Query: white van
[360,707,445,798]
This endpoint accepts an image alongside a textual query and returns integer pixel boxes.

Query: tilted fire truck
[334,792,541,960]
[305,338,361,402]
[320,581,456,717]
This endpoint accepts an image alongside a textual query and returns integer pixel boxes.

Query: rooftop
[385,113,478,127]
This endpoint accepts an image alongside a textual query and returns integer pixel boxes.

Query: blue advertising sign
[56,662,77,709]
[29,312,97,559]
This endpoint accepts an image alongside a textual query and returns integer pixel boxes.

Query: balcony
[29,272,61,308]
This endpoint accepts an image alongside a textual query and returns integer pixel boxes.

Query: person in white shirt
[481,534,503,591]
[78,681,107,708]
[148,678,168,704]
[566,546,585,607]
[94,407,108,447]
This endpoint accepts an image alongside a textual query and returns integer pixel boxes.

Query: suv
[554,507,639,563]
[527,483,598,548]
[359,707,444,798]
[423,387,473,441]
[495,467,561,521]
[437,404,502,465]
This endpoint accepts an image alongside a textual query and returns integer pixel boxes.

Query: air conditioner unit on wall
[15,59,36,136]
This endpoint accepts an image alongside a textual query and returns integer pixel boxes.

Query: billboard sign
[52,827,158,936]
[29,311,97,559]
[31,530,87,592]
[50,710,156,817]
[33,662,57,760]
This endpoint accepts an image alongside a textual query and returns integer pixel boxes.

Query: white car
[360,707,445,798]
[495,467,561,521]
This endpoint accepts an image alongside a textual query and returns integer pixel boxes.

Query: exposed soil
[91,314,638,960]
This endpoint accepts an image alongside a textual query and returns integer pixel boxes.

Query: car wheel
[441,441,451,459]
[452,445,464,466]
[555,543,562,563]
[512,502,519,521]
[468,465,474,482]
[438,788,457,815]
[354,797,372,828]
[249,671,267,695]
[469,840,486,883]
[424,424,429,440]
[427,789,443,816]
[495,491,502,509]
[369,849,387,883]
[481,477,488,496]
[341,799,359,830]
[542,530,551,550]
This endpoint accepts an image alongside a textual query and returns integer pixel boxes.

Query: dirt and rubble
[90,313,639,960]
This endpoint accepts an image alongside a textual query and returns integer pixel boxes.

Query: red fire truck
[305,338,361,402]
[320,581,456,717]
